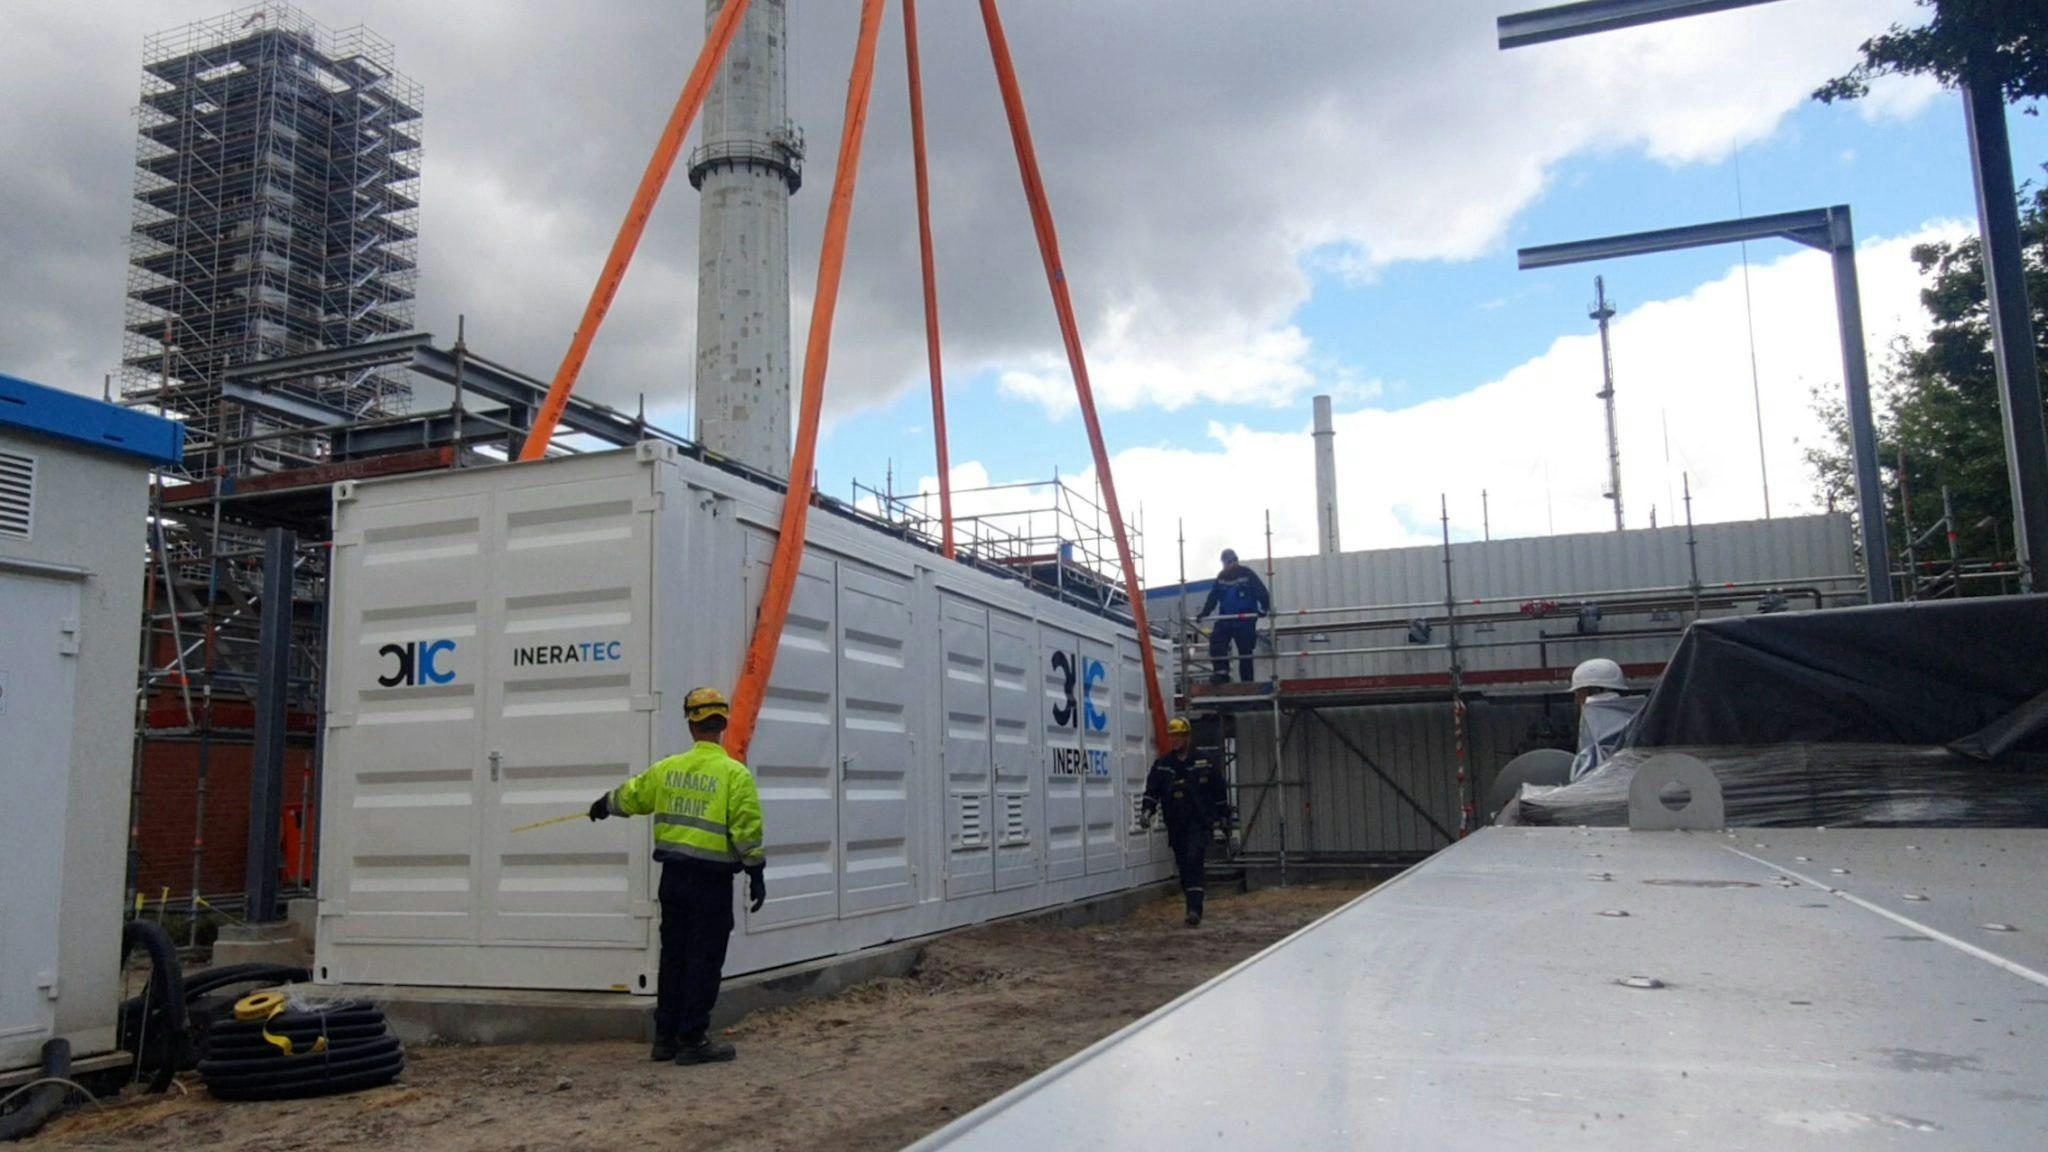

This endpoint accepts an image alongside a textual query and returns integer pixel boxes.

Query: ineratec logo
[512,640,624,667]
[378,639,456,687]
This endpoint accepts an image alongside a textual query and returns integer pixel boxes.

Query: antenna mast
[1591,276,1623,532]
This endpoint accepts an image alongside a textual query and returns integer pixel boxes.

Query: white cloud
[0,0,1937,433]
[996,319,1320,417]
[931,222,1967,583]
[1856,72,1948,123]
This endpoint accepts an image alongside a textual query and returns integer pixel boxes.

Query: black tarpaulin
[1627,595,2048,754]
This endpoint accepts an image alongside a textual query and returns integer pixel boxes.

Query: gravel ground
[30,883,1365,1152]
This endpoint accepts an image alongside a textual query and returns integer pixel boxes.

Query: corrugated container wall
[315,445,1172,993]
[1217,515,1856,861]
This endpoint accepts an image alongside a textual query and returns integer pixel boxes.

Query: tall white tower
[690,0,803,478]
[1312,395,1341,555]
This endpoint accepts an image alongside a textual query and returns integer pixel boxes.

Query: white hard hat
[1570,657,1626,693]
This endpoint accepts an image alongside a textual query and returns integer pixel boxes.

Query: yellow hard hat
[683,686,731,723]
[1167,717,1192,735]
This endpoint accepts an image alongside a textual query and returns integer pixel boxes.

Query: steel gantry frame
[1498,0,2048,594]
[1518,206,1892,604]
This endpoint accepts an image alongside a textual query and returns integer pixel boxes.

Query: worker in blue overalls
[1196,549,1270,684]
[1141,718,1234,926]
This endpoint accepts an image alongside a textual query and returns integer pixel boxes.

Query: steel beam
[1963,72,2048,592]
[1517,209,1831,269]
[1519,207,1891,603]
[244,527,295,922]
[1498,0,1781,49]
[219,378,354,428]
[1824,207,1890,607]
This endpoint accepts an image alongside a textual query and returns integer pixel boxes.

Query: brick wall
[132,740,316,901]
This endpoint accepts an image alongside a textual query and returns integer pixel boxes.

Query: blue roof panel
[0,373,184,467]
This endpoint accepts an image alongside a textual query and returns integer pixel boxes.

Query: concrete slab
[323,881,1178,1046]
[210,922,312,970]
[209,896,318,968]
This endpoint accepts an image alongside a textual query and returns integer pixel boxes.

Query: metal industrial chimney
[1313,394,1340,555]
[690,0,803,479]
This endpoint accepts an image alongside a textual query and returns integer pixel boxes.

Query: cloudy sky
[4,0,2044,581]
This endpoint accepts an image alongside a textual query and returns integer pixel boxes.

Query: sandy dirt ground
[30,883,1364,1152]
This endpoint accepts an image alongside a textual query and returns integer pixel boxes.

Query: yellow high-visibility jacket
[606,741,765,872]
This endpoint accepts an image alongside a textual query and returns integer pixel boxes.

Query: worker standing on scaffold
[1141,718,1233,926]
[1197,548,1270,684]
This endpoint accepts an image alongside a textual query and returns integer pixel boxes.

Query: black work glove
[587,794,610,822]
[746,866,766,913]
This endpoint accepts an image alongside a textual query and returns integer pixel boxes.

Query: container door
[479,472,655,948]
[0,573,77,1066]
[836,563,917,916]
[1079,637,1122,875]
[989,611,1041,892]
[325,492,488,943]
[940,597,994,899]
[1039,625,1086,882]
[743,532,840,930]
[1118,637,1162,872]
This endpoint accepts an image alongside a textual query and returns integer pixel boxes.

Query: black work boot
[1184,887,1203,927]
[650,1036,680,1062]
[674,1035,738,1065]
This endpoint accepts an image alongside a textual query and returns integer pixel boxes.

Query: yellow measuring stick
[510,811,589,834]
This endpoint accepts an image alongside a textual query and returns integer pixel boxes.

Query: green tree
[1806,2,2047,593]
[1814,0,2048,108]
[1802,177,2048,593]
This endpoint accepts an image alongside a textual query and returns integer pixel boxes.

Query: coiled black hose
[119,962,311,1068]
[0,1039,72,1142]
[117,922,184,1094]
[196,1001,403,1102]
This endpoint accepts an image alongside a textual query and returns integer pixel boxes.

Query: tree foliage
[1814,0,2047,108]
[1803,176,2048,592]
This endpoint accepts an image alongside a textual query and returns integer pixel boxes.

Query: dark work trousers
[1165,818,1208,917]
[654,862,736,1043]
[1209,618,1259,683]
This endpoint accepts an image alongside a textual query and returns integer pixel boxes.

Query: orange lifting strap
[518,0,1171,756]
[902,0,955,560]
[974,0,1170,751]
[517,0,755,462]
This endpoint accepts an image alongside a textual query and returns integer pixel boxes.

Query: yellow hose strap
[233,992,288,1021]
[233,991,329,1057]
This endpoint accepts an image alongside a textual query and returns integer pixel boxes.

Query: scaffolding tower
[122,2,423,477]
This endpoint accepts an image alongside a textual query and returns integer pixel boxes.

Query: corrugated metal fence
[1232,700,1549,859]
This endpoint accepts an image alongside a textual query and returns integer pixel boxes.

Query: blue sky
[818,93,2047,504]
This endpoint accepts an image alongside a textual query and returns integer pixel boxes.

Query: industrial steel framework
[122,2,423,477]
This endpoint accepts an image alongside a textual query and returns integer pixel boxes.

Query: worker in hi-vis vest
[588,686,766,1064]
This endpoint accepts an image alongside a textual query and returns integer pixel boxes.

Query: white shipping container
[315,444,1174,992]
